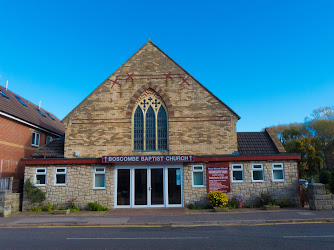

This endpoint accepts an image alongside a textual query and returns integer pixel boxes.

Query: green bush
[24,179,46,203]
[319,171,332,184]
[43,203,57,212]
[279,199,295,208]
[30,206,43,212]
[68,198,80,211]
[257,192,276,206]
[88,202,110,211]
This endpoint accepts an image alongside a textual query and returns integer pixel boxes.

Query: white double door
[115,165,182,208]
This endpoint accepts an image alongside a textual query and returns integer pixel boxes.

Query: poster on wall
[206,162,230,193]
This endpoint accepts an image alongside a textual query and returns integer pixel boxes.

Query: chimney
[5,80,8,90]
[39,100,41,109]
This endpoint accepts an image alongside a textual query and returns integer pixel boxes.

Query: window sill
[192,185,205,188]
[93,187,106,190]
[252,180,265,183]
[272,180,285,182]
[34,184,46,187]
[232,180,244,183]
[31,144,39,147]
[132,150,169,152]
[54,184,67,186]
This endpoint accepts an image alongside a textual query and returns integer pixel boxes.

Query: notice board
[206,162,230,193]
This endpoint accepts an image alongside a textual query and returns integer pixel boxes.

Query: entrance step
[107,207,186,216]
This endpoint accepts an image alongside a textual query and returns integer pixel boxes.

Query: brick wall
[0,116,55,180]
[63,42,238,158]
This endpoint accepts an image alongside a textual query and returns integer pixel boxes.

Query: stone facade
[23,164,114,210]
[23,159,298,210]
[62,41,239,158]
[308,183,334,210]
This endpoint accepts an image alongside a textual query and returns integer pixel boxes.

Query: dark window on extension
[15,96,27,107]
[36,108,46,117]
[0,90,9,99]
[46,112,55,121]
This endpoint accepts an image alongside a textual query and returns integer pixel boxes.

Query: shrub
[207,191,228,208]
[24,178,46,203]
[88,202,110,211]
[43,203,57,212]
[279,199,295,208]
[300,186,308,207]
[30,206,43,212]
[257,192,276,206]
[230,194,245,208]
[319,171,332,185]
[67,198,80,211]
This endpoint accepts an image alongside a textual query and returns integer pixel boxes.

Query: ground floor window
[35,168,46,186]
[231,164,243,182]
[192,165,204,187]
[272,163,284,181]
[94,167,106,189]
[55,167,67,185]
[252,164,264,182]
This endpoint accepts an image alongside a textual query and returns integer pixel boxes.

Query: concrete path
[1,208,334,227]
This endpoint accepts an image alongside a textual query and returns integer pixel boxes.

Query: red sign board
[206,162,230,193]
[102,155,194,163]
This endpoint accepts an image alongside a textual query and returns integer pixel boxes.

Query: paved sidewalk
[1,208,334,227]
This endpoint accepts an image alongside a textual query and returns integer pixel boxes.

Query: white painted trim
[114,163,183,208]
[192,164,205,187]
[0,111,62,137]
[251,163,265,182]
[272,163,285,182]
[93,166,106,189]
[35,167,47,186]
[54,167,67,186]
[231,164,244,183]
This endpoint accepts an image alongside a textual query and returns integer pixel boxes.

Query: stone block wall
[229,160,299,205]
[183,163,208,207]
[183,160,299,207]
[0,190,12,217]
[63,42,238,158]
[23,164,114,211]
[308,183,334,210]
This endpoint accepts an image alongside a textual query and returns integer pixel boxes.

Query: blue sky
[0,0,333,131]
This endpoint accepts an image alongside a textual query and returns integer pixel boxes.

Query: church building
[22,40,300,209]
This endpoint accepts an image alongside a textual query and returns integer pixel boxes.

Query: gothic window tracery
[133,89,168,151]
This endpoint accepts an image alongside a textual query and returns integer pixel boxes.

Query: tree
[305,106,334,169]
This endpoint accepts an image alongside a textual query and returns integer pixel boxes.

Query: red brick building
[0,85,64,191]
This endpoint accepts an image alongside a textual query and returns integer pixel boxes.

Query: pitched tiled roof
[0,85,65,136]
[237,132,280,155]
[32,137,65,158]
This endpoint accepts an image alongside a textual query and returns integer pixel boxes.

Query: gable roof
[237,131,281,155]
[62,40,240,123]
[32,137,65,158]
[0,85,65,136]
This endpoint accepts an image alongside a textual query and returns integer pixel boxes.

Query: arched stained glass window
[133,89,168,151]
[158,106,168,150]
[134,107,144,150]
[146,106,156,150]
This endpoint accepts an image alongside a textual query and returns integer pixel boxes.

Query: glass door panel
[135,169,147,205]
[151,168,164,205]
[168,168,181,205]
[117,169,130,206]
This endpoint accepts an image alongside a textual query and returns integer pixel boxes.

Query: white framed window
[46,136,53,144]
[94,167,106,189]
[32,132,40,147]
[272,163,284,182]
[54,167,67,186]
[252,164,264,182]
[231,164,244,182]
[192,165,204,187]
[35,168,46,186]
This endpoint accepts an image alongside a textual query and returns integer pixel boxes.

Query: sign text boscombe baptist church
[102,155,195,163]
